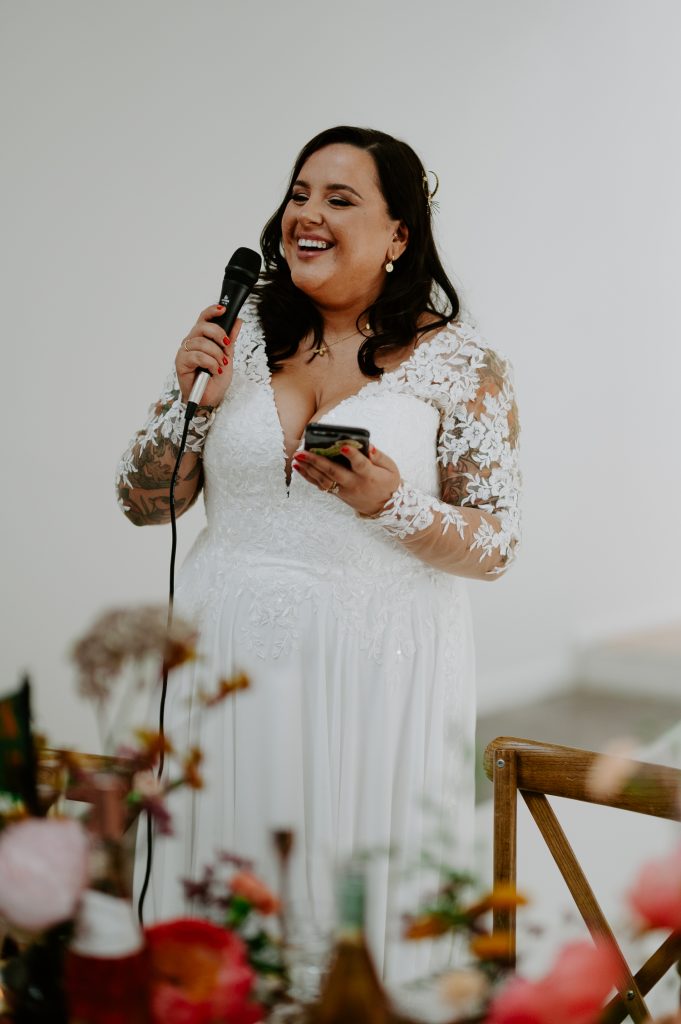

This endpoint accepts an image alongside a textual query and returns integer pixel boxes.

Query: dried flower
[586,737,638,800]
[486,940,621,1024]
[0,818,89,933]
[132,770,164,799]
[230,871,280,915]
[628,844,681,931]
[134,729,175,761]
[72,605,197,700]
[145,917,263,1023]
[129,770,174,836]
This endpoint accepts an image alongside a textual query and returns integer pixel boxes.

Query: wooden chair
[37,748,137,809]
[484,736,681,1023]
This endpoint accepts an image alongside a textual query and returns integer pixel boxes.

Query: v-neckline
[256,322,452,493]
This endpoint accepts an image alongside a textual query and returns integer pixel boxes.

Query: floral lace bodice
[117,309,521,599]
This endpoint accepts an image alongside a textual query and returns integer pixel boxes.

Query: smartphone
[304,422,371,470]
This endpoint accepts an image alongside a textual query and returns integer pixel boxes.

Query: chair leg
[492,747,518,966]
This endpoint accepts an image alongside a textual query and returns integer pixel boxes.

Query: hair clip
[422,169,440,212]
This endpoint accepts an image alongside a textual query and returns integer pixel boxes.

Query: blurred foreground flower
[586,737,638,800]
[439,967,489,1014]
[628,844,681,931]
[71,605,197,701]
[182,856,285,984]
[0,818,89,933]
[145,917,263,1024]
[404,881,527,962]
[486,940,621,1024]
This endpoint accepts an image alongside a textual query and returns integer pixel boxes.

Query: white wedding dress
[117,307,521,980]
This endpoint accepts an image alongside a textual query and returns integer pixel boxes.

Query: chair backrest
[484,736,681,1024]
[37,748,136,810]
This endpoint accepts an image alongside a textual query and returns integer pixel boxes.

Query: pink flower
[145,918,263,1024]
[0,818,90,933]
[628,845,681,931]
[486,941,621,1024]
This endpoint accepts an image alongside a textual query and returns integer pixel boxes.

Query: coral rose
[146,917,263,1024]
[0,818,90,933]
[230,871,280,914]
[628,845,681,931]
[487,940,621,1024]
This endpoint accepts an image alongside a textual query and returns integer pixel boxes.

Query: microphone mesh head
[226,247,262,285]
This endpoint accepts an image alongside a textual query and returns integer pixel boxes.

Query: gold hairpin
[422,170,440,211]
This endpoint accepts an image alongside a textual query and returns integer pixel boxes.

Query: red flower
[628,845,681,931]
[145,918,263,1024]
[486,940,621,1024]
[230,871,280,915]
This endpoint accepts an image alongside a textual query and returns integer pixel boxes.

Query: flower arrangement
[0,605,275,1024]
[2,607,681,1024]
[403,744,681,1024]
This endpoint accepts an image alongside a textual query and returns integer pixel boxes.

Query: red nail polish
[223,356,228,365]
[293,463,303,473]
[371,446,377,454]
[295,452,307,461]
[340,446,350,454]
[218,367,223,375]
[216,305,225,312]
[224,337,231,346]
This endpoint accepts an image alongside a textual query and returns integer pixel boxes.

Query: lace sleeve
[116,369,214,525]
[372,342,521,580]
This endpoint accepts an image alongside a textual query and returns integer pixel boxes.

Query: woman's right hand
[175,305,243,406]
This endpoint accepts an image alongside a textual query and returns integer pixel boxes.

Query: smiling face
[280,144,408,312]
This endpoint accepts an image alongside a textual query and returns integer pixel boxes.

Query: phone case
[303,422,370,469]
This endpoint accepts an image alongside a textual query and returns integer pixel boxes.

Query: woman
[117,126,521,979]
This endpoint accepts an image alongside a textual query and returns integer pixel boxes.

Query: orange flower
[403,913,451,940]
[230,871,280,915]
[198,673,250,707]
[465,884,529,919]
[469,931,514,961]
[183,747,204,790]
[134,729,175,761]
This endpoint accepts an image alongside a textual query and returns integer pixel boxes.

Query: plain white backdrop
[2,0,680,750]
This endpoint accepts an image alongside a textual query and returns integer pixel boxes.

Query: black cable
[137,411,192,925]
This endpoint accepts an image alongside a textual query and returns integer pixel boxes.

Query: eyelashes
[289,193,352,208]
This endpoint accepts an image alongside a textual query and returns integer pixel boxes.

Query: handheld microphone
[186,246,262,416]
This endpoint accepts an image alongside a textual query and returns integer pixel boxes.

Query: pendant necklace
[313,323,371,359]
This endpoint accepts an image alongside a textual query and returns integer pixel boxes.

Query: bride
[117,125,521,980]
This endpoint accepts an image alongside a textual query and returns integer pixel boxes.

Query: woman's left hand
[292,444,400,517]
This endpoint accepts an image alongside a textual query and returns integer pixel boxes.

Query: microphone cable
[136,246,261,926]
[136,412,191,925]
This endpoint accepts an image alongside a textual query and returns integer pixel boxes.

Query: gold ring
[183,338,192,352]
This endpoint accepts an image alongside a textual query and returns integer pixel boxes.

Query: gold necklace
[312,323,370,358]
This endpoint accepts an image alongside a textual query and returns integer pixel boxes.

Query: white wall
[2,0,680,749]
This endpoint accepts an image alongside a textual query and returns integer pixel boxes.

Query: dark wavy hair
[256,125,460,377]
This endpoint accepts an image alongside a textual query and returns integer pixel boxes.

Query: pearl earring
[385,259,394,273]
